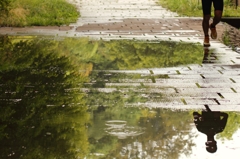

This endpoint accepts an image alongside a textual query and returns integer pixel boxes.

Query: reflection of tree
[135,109,195,159]
[87,106,144,158]
[216,112,240,140]
[94,40,203,70]
[1,37,203,71]
[53,39,202,70]
[0,35,90,158]
[0,0,11,21]
[88,106,195,159]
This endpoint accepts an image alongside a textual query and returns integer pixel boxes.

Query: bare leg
[202,15,211,36]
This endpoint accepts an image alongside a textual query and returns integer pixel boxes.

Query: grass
[222,26,240,48]
[0,0,79,27]
[222,30,230,46]
[158,0,240,17]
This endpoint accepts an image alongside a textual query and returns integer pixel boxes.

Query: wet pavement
[1,0,240,158]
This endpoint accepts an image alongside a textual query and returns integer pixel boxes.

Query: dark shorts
[202,0,224,15]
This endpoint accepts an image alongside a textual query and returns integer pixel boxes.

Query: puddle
[0,35,240,158]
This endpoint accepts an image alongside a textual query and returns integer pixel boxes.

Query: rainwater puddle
[0,35,240,158]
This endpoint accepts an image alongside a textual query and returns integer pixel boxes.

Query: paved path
[0,0,224,42]
[1,0,240,111]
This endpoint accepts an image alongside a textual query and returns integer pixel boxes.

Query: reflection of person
[202,47,210,63]
[202,47,218,63]
[193,105,228,153]
[202,0,224,47]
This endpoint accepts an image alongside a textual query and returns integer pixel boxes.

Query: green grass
[158,0,240,17]
[222,30,230,46]
[0,0,79,26]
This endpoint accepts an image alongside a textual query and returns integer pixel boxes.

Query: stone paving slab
[176,88,237,93]
[143,104,240,111]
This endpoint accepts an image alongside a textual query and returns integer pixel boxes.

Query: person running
[202,0,224,47]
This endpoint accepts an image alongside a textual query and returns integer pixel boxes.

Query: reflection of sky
[181,128,240,159]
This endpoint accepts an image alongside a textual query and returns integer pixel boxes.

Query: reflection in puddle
[88,106,195,158]
[89,106,240,158]
[202,47,219,64]
[193,105,228,153]
[1,35,240,158]
[105,120,144,139]
[0,35,90,158]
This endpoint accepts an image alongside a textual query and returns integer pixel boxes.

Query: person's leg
[211,10,223,27]
[202,15,211,36]
[212,0,224,27]
[210,0,224,39]
[202,0,212,46]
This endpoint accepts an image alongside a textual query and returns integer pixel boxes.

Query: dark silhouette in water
[193,105,228,153]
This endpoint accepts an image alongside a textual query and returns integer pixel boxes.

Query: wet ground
[1,0,240,159]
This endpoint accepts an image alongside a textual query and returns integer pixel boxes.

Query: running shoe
[203,36,210,47]
[210,23,217,39]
